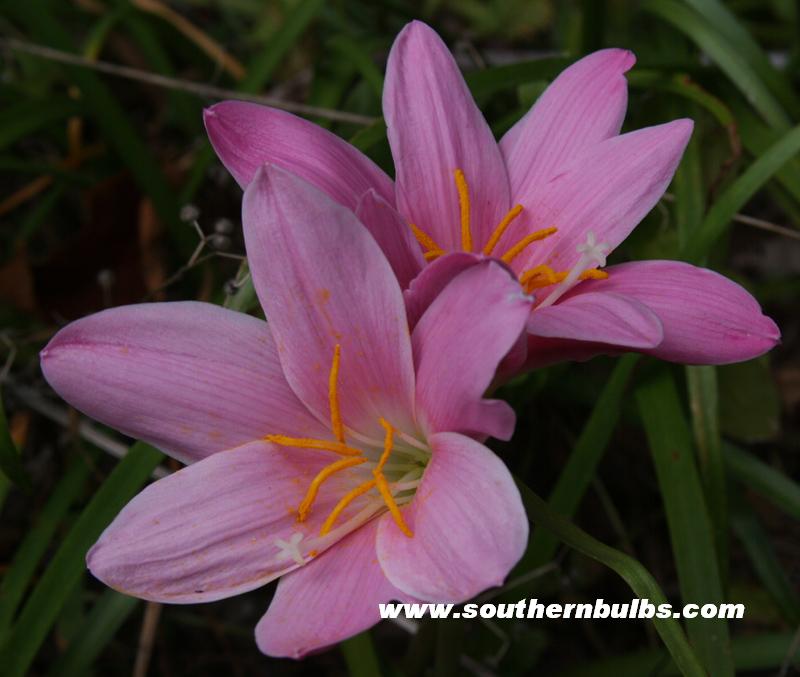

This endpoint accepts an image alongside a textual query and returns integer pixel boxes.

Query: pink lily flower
[205,21,779,370]
[40,165,532,657]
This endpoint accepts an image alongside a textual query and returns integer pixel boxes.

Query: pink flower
[205,21,779,370]
[40,165,533,657]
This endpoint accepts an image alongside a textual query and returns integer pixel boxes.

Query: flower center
[265,345,426,538]
[409,169,611,302]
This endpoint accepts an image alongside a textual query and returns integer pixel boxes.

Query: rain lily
[205,21,779,370]
[40,165,533,657]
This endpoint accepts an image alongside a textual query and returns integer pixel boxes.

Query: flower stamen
[296,456,367,522]
[410,222,443,254]
[454,169,472,252]
[320,479,377,535]
[537,231,611,308]
[483,204,524,255]
[264,435,362,456]
[500,226,558,264]
[328,344,344,443]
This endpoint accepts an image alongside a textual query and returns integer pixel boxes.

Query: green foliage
[0,1,796,675]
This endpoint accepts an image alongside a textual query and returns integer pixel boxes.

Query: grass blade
[724,443,800,521]
[525,355,639,568]
[636,369,733,676]
[0,442,164,677]
[340,630,382,677]
[644,0,789,129]
[516,480,707,677]
[683,123,800,262]
[49,590,139,677]
[0,452,92,637]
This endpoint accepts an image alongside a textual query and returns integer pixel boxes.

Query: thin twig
[8,382,168,479]
[661,192,800,241]
[133,601,163,677]
[1,37,377,126]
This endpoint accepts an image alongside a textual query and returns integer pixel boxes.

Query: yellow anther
[454,169,472,252]
[264,435,362,457]
[410,222,443,254]
[483,204,524,256]
[319,479,376,535]
[580,269,609,281]
[375,418,394,474]
[296,456,367,522]
[375,473,413,537]
[500,226,558,264]
[328,344,344,444]
[423,249,445,262]
[519,265,609,293]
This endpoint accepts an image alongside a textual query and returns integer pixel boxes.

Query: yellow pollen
[410,222,443,254]
[319,479,376,536]
[423,249,445,262]
[375,418,394,474]
[264,435,362,457]
[454,169,472,252]
[296,456,367,522]
[483,204,524,256]
[519,265,609,293]
[374,473,413,537]
[328,344,344,443]
[500,226,558,264]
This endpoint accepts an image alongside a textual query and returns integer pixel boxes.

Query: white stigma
[274,532,306,566]
[537,231,610,309]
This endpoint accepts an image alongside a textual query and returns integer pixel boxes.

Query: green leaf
[340,630,383,677]
[524,355,639,569]
[718,359,780,442]
[731,501,800,626]
[559,632,799,676]
[48,590,139,677]
[685,365,727,584]
[0,442,164,677]
[683,123,800,262]
[0,452,92,637]
[724,443,800,521]
[643,0,790,130]
[0,98,78,152]
[636,369,733,677]
[516,481,707,677]
[0,387,31,491]
[465,57,570,99]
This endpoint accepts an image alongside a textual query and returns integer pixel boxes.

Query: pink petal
[384,21,510,251]
[577,260,781,363]
[88,440,380,603]
[511,120,693,273]
[242,165,416,439]
[413,262,532,441]
[40,302,325,465]
[355,189,425,290]
[376,432,528,602]
[527,291,663,348]
[204,101,393,209]
[403,251,482,328]
[501,49,634,200]
[256,520,411,658]
[523,334,624,370]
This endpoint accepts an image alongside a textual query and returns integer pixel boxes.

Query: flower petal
[87,440,379,603]
[403,251,482,329]
[256,520,411,658]
[501,49,634,199]
[527,291,663,348]
[40,302,325,464]
[413,262,532,440]
[511,120,693,273]
[376,432,528,602]
[577,260,781,363]
[384,21,510,251]
[242,165,416,439]
[355,189,425,290]
[204,101,393,209]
